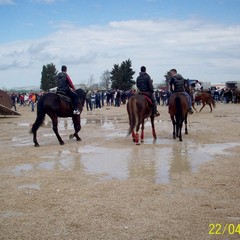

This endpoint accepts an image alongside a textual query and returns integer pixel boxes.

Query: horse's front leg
[199,102,205,112]
[192,102,197,112]
[150,116,157,139]
[52,118,64,145]
[71,116,81,141]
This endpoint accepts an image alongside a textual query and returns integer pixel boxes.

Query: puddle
[7,117,240,184]
[18,183,40,190]
[0,211,24,218]
[4,142,240,184]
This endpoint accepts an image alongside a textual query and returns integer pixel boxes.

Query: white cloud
[0,0,14,4]
[1,19,240,89]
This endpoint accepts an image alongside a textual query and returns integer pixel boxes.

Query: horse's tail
[127,97,138,136]
[30,96,46,134]
[211,95,216,108]
[175,96,183,123]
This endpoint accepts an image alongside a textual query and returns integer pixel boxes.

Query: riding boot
[188,108,194,114]
[153,103,160,117]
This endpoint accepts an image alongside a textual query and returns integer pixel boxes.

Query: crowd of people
[10,92,41,112]
[9,65,239,114]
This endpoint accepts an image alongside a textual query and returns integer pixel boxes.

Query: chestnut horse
[127,93,157,145]
[193,91,216,112]
[168,93,188,141]
[30,89,86,147]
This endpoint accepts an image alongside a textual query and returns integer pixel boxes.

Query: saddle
[138,92,153,105]
[56,90,71,103]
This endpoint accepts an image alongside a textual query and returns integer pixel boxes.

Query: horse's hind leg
[170,115,176,139]
[208,101,213,112]
[140,121,144,142]
[135,122,141,145]
[184,114,188,135]
[178,120,183,141]
[150,116,157,139]
[31,123,40,147]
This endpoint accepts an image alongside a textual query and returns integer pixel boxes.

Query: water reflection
[4,139,240,185]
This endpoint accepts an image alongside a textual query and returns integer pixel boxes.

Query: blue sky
[0,0,240,89]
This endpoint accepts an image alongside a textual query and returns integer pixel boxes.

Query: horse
[127,93,157,145]
[30,89,86,147]
[192,91,216,112]
[232,89,240,103]
[168,92,189,141]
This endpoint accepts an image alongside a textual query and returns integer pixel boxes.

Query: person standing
[136,66,160,117]
[169,69,193,114]
[56,65,80,115]
[85,90,92,111]
[11,93,17,111]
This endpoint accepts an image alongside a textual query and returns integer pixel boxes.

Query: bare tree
[87,74,95,89]
[99,70,111,90]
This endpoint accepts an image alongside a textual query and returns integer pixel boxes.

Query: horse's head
[75,88,86,107]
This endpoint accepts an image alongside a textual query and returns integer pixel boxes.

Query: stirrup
[73,110,80,115]
[188,109,194,114]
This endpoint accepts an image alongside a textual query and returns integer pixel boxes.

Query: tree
[164,71,172,90]
[110,59,135,90]
[40,63,58,91]
[99,70,111,90]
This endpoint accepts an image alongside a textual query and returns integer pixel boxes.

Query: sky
[0,0,240,89]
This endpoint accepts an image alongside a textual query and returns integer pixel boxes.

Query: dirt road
[0,102,240,239]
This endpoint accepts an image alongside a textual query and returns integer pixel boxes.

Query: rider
[136,66,160,117]
[169,69,194,114]
[56,65,80,115]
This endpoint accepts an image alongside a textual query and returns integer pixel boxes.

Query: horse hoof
[69,134,74,139]
[77,138,82,141]
[60,142,65,145]
[34,144,40,147]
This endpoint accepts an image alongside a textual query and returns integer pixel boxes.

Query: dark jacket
[170,74,187,93]
[136,72,154,93]
[56,72,75,91]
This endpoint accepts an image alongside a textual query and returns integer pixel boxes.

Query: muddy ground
[0,102,240,240]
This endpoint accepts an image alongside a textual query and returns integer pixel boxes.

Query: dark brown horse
[193,91,216,112]
[168,93,188,141]
[30,89,86,147]
[127,93,157,145]
[232,89,240,103]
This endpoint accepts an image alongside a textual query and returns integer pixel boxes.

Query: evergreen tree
[110,59,135,90]
[164,71,172,90]
[40,63,58,91]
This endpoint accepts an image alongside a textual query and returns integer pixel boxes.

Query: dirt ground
[0,101,240,240]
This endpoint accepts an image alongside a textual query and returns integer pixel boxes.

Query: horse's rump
[127,93,152,136]
[138,92,153,105]
[168,93,188,115]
